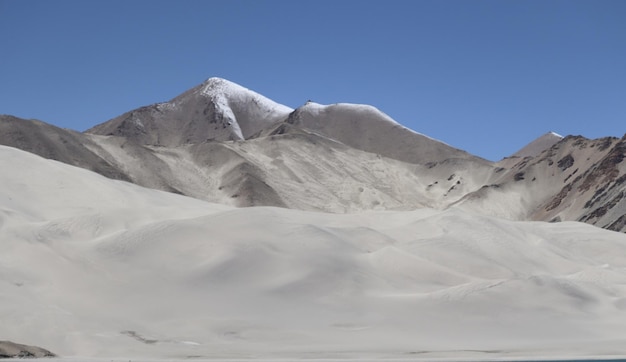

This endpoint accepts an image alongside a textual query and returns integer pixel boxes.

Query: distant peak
[548,131,564,138]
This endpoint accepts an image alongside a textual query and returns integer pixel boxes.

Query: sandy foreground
[32,358,626,362]
[2,145,626,360]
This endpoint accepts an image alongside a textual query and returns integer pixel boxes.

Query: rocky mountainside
[525,135,626,231]
[455,134,626,232]
[1,78,624,232]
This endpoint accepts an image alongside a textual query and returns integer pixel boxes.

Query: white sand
[2,145,626,360]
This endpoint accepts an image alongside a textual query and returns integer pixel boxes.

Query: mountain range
[2,77,624,231]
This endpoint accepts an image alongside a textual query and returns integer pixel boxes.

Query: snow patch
[132,118,145,130]
[199,77,292,140]
[200,77,293,115]
[300,102,452,147]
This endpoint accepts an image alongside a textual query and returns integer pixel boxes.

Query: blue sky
[1,0,624,161]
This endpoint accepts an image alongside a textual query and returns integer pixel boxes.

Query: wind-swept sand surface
[2,145,626,360]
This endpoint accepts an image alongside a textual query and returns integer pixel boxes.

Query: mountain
[87,77,293,146]
[79,77,494,210]
[2,145,626,359]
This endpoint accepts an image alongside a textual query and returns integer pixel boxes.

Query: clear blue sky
[1,0,624,161]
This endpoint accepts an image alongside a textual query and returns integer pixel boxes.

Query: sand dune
[2,145,626,359]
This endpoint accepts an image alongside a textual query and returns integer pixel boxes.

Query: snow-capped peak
[200,77,251,98]
[200,77,293,115]
[197,77,292,140]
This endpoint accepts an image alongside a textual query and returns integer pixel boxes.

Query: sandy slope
[2,145,626,360]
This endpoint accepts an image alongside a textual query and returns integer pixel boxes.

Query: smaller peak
[548,131,564,138]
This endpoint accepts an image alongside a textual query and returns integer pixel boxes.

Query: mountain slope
[82,130,495,212]
[0,115,129,181]
[0,113,496,213]
[3,145,626,359]
[81,77,495,210]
